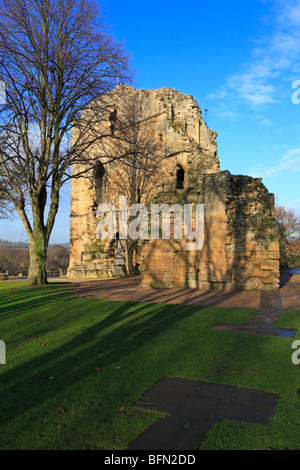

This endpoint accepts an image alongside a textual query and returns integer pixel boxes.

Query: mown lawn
[0,280,299,450]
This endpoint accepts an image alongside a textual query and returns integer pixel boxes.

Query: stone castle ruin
[67,86,280,291]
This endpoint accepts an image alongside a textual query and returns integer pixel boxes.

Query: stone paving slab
[196,382,238,403]
[135,376,203,414]
[212,290,297,338]
[129,377,279,450]
[211,403,271,425]
[129,417,210,451]
[235,388,279,411]
[258,290,282,318]
[175,394,219,422]
[212,322,296,337]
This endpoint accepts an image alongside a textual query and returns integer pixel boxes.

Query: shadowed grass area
[0,280,299,450]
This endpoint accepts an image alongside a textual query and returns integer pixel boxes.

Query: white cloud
[249,147,300,177]
[205,86,229,101]
[226,64,278,107]
[276,0,300,27]
[286,199,300,216]
[207,0,300,111]
[213,108,242,120]
[259,118,273,126]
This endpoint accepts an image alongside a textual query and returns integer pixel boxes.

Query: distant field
[0,239,70,250]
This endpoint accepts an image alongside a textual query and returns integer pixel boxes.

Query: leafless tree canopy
[103,90,169,207]
[0,0,131,284]
[91,89,170,276]
[275,204,300,244]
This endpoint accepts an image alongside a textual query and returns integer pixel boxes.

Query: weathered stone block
[261,260,280,270]
[267,251,280,260]
[268,241,280,252]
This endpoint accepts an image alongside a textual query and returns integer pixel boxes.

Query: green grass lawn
[0,280,299,450]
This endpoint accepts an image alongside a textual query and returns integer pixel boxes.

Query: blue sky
[1,0,300,243]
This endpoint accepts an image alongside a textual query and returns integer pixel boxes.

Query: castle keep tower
[68,86,280,290]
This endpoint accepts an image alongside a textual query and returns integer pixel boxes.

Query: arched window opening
[176,165,185,190]
[94,162,105,204]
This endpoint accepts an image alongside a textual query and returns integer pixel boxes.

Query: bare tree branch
[0,0,131,284]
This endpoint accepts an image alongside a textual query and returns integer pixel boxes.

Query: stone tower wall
[140,171,280,291]
[68,86,220,277]
[67,86,280,290]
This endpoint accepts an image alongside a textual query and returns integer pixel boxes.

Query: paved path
[279,272,300,310]
[129,377,279,450]
[70,277,262,308]
[212,289,297,337]
[68,272,300,311]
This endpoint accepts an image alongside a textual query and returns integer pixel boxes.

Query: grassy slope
[0,281,299,450]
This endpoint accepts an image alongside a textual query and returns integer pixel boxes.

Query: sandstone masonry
[67,86,280,290]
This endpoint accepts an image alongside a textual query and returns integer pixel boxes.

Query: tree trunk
[126,243,134,276]
[27,231,48,285]
[126,239,138,276]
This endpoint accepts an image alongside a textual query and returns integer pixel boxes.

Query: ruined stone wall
[68,86,220,277]
[67,86,280,290]
[140,171,280,291]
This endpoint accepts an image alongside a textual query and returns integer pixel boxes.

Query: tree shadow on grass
[0,286,208,431]
[1,282,290,449]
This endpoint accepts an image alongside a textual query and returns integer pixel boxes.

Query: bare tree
[106,89,168,206]
[275,203,300,265]
[0,176,14,218]
[99,89,169,275]
[275,204,300,244]
[0,0,131,284]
